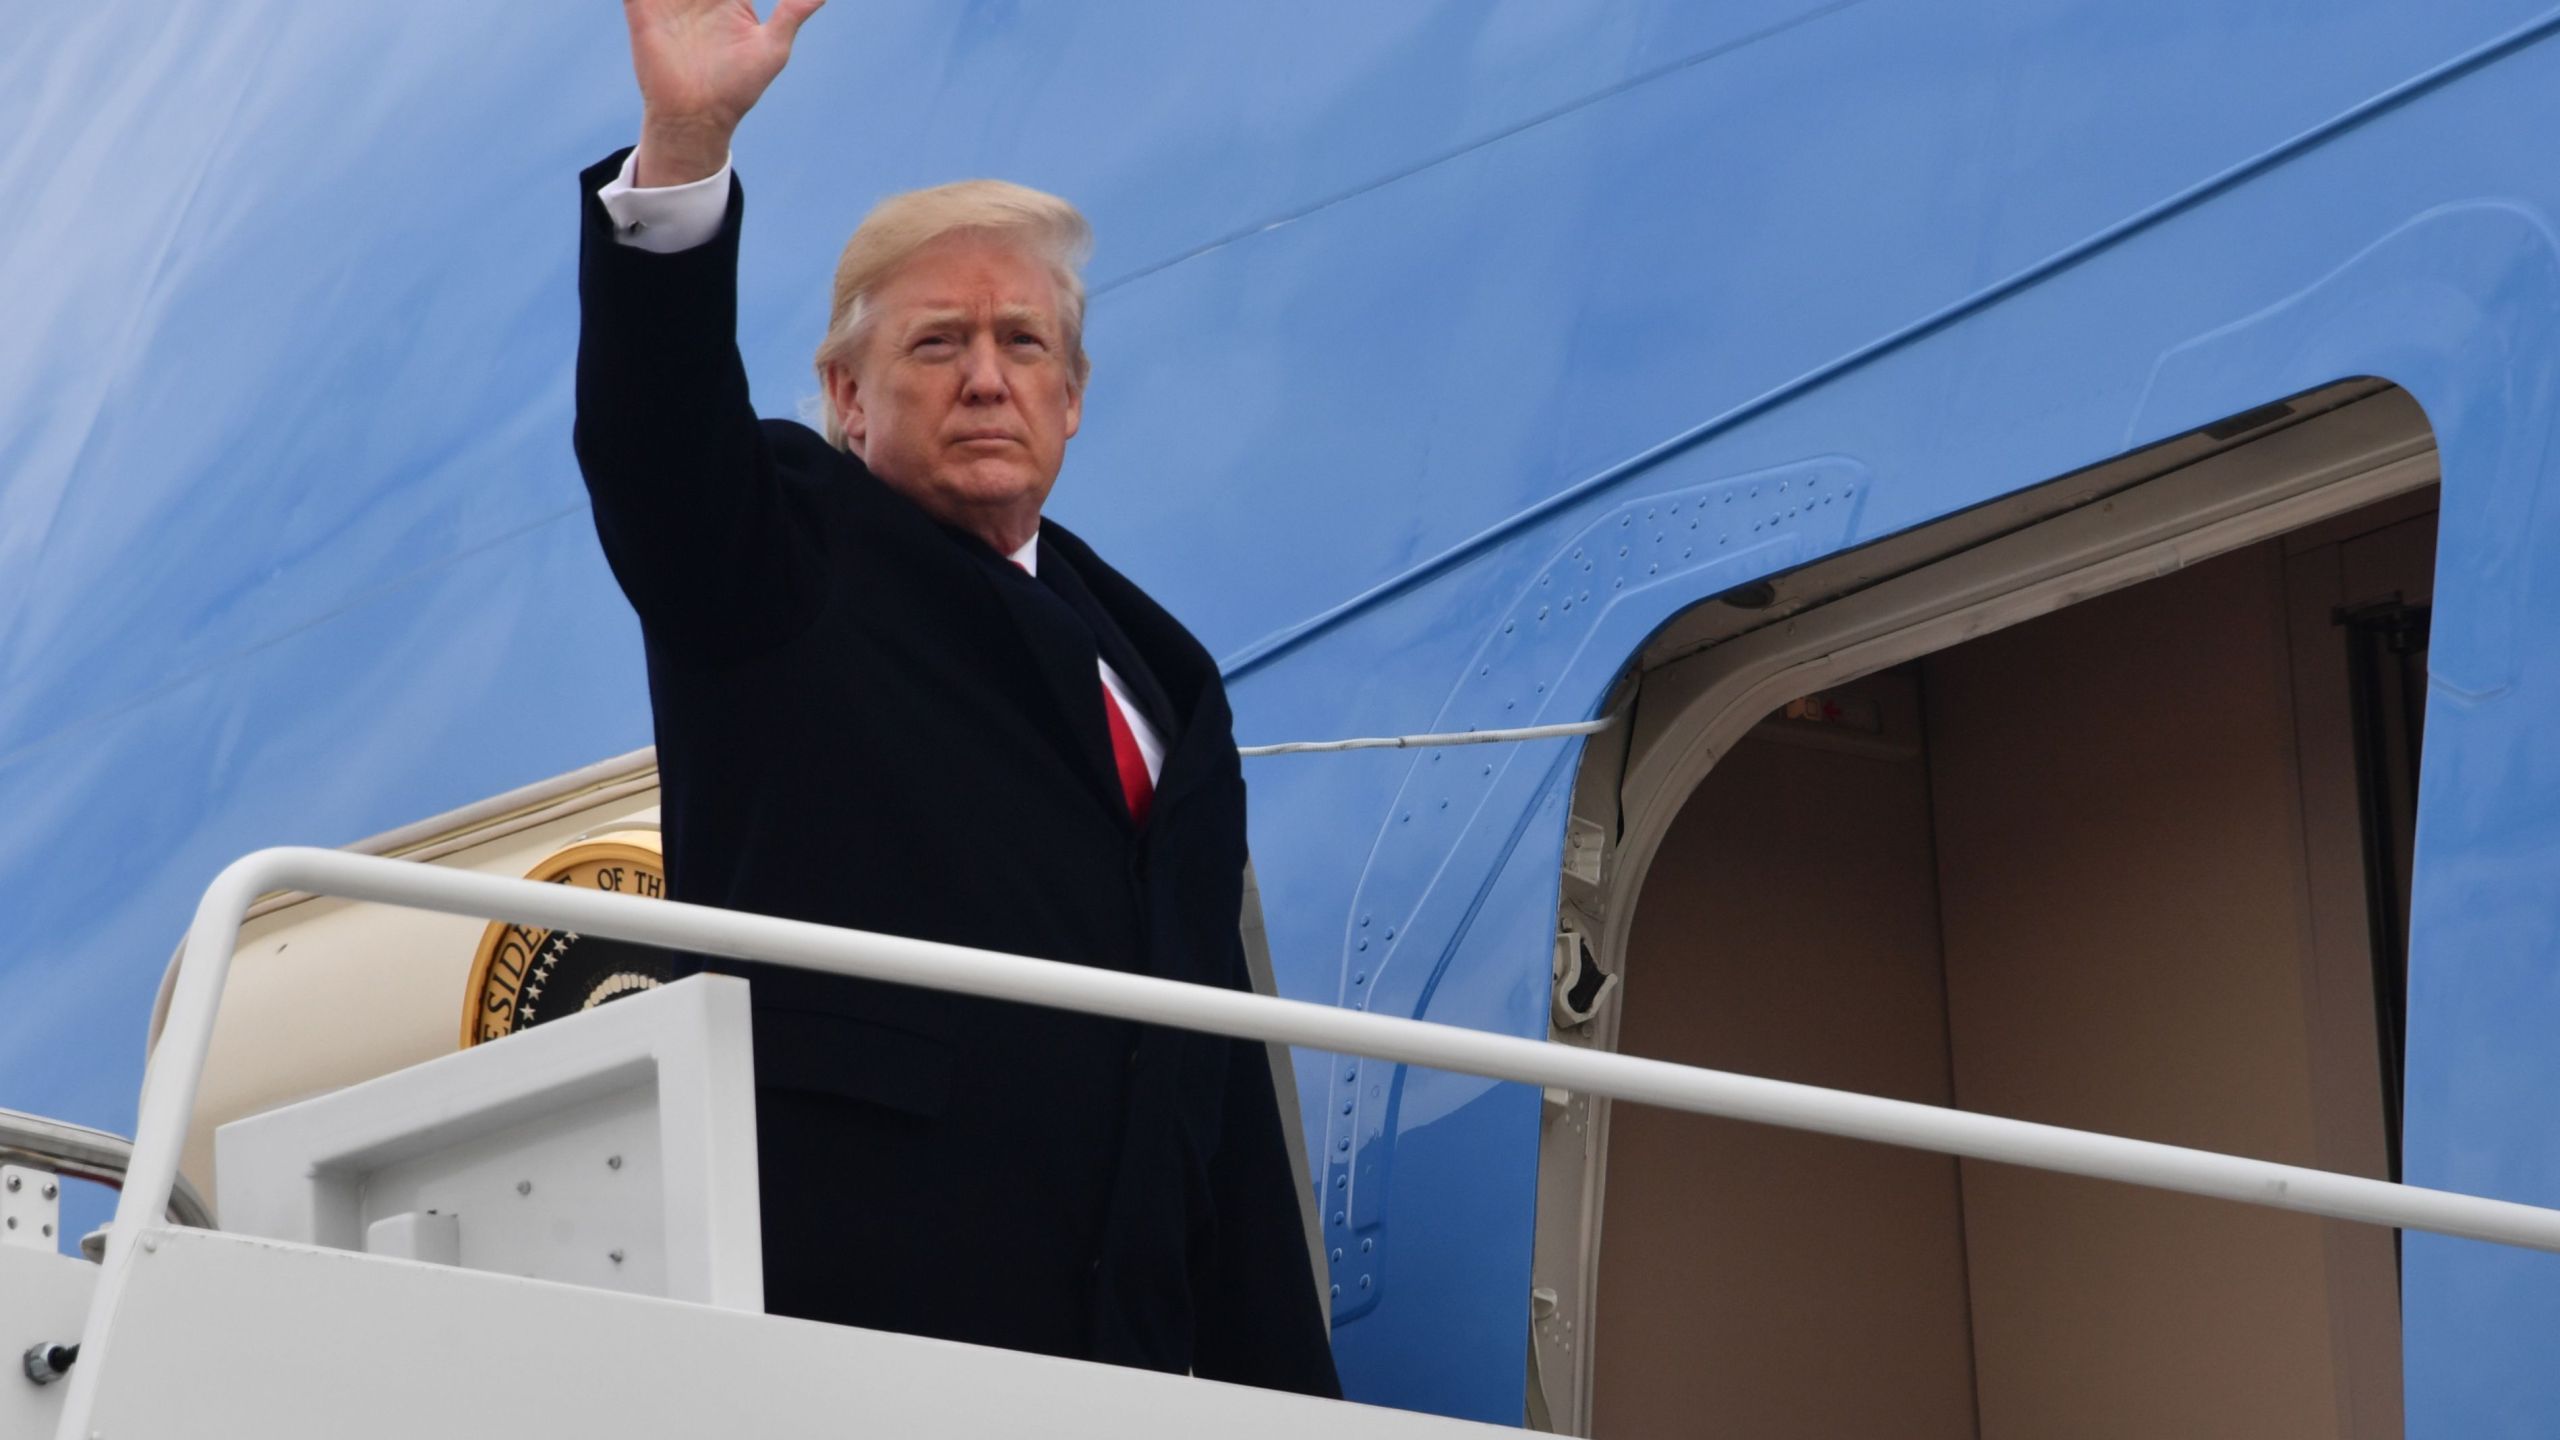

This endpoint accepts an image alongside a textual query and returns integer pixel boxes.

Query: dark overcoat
[572,150,1338,1397]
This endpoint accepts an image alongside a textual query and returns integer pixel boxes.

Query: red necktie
[1016,555,1153,826]
[1102,683,1154,827]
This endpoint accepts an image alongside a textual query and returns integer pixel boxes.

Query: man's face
[827,233,1082,548]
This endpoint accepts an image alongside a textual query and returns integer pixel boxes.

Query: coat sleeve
[572,149,824,661]
[1191,1006,1345,1398]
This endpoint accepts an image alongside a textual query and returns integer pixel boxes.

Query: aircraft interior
[1542,383,2435,1439]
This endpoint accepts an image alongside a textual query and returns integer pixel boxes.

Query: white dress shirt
[596,147,733,254]
[599,149,1165,785]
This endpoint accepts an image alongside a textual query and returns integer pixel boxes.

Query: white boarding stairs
[14,847,2560,1439]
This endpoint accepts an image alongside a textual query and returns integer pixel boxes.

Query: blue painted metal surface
[11,1,2560,1428]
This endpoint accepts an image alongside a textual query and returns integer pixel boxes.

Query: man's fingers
[765,0,824,45]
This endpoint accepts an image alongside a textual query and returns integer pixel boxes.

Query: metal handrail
[52,844,2560,1436]
[1236,718,1612,757]
[0,1108,213,1230]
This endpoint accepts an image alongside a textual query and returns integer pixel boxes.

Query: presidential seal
[461,832,674,1047]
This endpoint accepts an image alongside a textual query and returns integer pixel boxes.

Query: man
[572,0,1339,1395]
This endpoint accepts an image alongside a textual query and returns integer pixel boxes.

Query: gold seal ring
[459,832,667,1048]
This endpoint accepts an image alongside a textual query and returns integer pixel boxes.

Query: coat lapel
[1037,544,1180,743]
[977,556,1131,826]
[832,456,1142,828]
[1147,675,1233,827]
[1037,521,1235,827]
[839,458,1228,830]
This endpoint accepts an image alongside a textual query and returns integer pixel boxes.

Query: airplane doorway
[1529,382,2435,1439]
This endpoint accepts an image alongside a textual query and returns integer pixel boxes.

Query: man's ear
[825,362,867,451]
[1063,372,1083,442]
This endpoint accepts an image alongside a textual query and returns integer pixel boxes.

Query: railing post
[52,849,279,1440]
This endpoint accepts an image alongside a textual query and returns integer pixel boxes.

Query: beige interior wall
[1923,538,2356,1440]
[1594,672,1980,1439]
[1589,495,2426,1439]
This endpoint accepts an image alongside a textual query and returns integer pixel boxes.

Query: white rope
[1237,717,1613,757]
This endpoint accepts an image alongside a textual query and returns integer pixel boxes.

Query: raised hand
[622,0,825,186]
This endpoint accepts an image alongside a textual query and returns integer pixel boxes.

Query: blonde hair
[811,179,1094,448]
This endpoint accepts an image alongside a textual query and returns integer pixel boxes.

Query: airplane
[8,2,2560,1434]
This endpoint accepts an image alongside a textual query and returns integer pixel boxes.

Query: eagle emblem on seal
[461,833,674,1046]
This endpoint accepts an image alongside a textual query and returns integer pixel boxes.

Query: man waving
[574,0,1340,1395]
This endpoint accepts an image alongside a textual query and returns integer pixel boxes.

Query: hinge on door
[1562,816,1608,889]
[1552,925,1618,1032]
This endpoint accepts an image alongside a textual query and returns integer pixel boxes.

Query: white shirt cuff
[596,146,733,255]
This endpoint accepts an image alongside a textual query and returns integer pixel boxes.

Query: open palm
[624,0,823,135]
